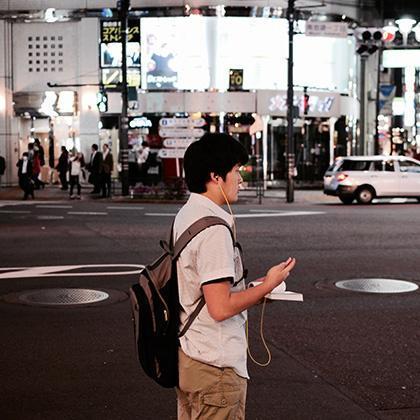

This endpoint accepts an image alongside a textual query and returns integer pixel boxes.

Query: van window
[384,160,395,172]
[372,160,395,171]
[339,160,373,171]
[372,161,384,171]
[399,159,420,173]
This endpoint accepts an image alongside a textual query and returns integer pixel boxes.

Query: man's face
[219,164,243,203]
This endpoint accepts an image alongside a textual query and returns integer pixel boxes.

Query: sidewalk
[0,184,336,205]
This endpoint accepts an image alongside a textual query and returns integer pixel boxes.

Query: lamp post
[286,0,295,203]
[118,0,130,196]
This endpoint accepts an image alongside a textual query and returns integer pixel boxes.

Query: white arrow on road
[0,264,144,280]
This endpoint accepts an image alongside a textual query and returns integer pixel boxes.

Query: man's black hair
[92,144,98,151]
[184,133,248,194]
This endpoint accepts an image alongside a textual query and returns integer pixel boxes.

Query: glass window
[372,161,383,171]
[399,159,420,173]
[384,160,395,172]
[340,160,372,171]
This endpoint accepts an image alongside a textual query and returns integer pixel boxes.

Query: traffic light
[355,27,397,55]
[97,89,108,112]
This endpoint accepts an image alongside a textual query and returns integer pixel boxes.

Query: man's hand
[202,258,296,322]
[263,257,296,291]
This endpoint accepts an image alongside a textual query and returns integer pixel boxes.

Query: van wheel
[356,187,374,204]
[339,196,354,205]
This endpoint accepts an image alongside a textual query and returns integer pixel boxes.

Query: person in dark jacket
[56,146,69,190]
[0,154,5,188]
[87,144,103,194]
[100,143,114,198]
[16,152,34,199]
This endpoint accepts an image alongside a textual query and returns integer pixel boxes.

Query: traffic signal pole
[286,0,295,203]
[119,0,130,195]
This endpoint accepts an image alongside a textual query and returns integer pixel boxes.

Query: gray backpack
[129,216,236,388]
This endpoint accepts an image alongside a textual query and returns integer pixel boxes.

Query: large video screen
[141,17,210,90]
[140,17,355,93]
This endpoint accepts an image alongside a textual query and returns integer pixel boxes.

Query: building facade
[0,0,370,188]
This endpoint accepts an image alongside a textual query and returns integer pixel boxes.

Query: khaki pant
[176,349,247,420]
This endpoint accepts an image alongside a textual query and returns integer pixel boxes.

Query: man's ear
[210,172,220,183]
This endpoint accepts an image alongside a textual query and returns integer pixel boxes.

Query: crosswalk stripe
[67,211,107,216]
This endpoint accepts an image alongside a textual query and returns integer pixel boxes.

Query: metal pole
[119,0,130,196]
[359,55,367,156]
[374,48,381,155]
[286,0,295,202]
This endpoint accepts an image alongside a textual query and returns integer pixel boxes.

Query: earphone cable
[218,181,271,367]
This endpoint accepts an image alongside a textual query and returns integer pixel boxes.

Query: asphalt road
[1,196,420,420]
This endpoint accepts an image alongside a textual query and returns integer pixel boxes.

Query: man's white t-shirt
[174,193,248,379]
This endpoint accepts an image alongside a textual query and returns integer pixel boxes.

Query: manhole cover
[18,288,109,306]
[335,279,418,294]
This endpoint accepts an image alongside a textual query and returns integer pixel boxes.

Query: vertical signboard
[99,19,141,89]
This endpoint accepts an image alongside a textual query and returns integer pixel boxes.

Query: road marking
[250,209,289,213]
[235,211,325,218]
[36,205,73,209]
[37,215,65,220]
[0,210,31,214]
[67,211,108,216]
[0,264,144,279]
[144,211,324,218]
[107,206,144,210]
[145,212,177,217]
[389,198,409,204]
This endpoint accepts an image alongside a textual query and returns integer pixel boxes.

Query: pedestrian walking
[32,150,45,189]
[0,153,5,188]
[174,133,296,419]
[56,146,69,190]
[100,143,113,198]
[16,152,35,200]
[27,142,35,162]
[34,138,45,167]
[69,153,82,199]
[87,144,102,194]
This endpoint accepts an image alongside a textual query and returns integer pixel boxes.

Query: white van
[323,155,420,204]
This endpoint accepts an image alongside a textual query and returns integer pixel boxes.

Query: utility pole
[359,54,367,155]
[286,0,295,202]
[118,0,130,195]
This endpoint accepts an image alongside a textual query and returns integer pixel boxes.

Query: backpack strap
[178,296,206,338]
[173,216,234,260]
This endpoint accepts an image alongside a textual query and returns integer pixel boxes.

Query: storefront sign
[158,127,205,138]
[159,117,206,128]
[267,94,334,115]
[158,148,186,159]
[129,117,152,128]
[163,138,196,148]
[305,21,348,38]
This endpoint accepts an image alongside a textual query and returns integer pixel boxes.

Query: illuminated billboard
[140,17,355,93]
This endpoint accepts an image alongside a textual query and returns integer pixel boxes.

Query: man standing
[16,152,34,200]
[0,153,5,187]
[88,144,103,194]
[101,143,114,198]
[56,146,69,190]
[174,133,296,419]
